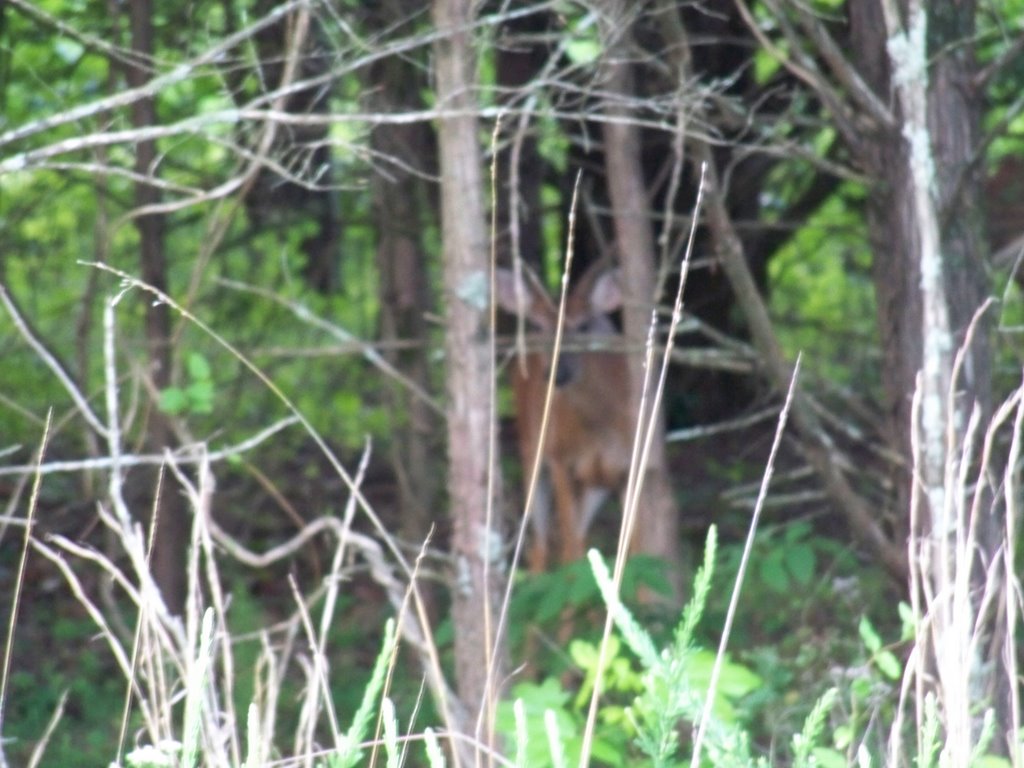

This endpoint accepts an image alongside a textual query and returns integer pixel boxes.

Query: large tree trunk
[431,0,507,750]
[850,0,990,535]
[850,0,1000,749]
[848,0,926,529]
[598,0,683,598]
[127,0,186,614]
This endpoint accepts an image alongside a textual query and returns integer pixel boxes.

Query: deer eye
[551,356,580,387]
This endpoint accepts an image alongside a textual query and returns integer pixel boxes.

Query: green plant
[319,618,397,768]
[589,530,762,767]
[159,351,215,415]
[506,555,672,668]
[3,616,128,766]
[499,528,779,768]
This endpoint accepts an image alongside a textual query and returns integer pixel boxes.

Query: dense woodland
[1,0,1023,765]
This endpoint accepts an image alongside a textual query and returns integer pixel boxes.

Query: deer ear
[494,268,527,315]
[495,266,555,329]
[589,269,623,313]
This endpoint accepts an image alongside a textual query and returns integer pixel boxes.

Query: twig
[25,690,67,768]
[0,416,300,477]
[217,278,442,416]
[0,286,107,438]
[667,405,779,442]
[691,355,801,768]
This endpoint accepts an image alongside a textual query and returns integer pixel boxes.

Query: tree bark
[848,0,924,528]
[851,0,1001,748]
[431,0,507,750]
[366,17,442,618]
[127,0,186,614]
[597,0,684,599]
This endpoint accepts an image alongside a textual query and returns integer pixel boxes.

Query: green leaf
[587,739,621,765]
[187,380,215,413]
[858,616,882,654]
[565,566,598,607]
[159,387,188,415]
[761,549,789,592]
[565,38,601,65]
[833,723,853,749]
[186,351,212,380]
[874,649,902,681]
[533,576,569,623]
[688,649,762,704]
[898,601,917,641]
[850,677,872,700]
[785,543,816,585]
[753,47,782,83]
[813,747,848,768]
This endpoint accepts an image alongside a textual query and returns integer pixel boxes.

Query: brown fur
[495,263,633,570]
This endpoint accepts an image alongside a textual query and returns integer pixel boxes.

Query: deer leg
[525,470,552,573]
[549,461,583,564]
[578,487,611,542]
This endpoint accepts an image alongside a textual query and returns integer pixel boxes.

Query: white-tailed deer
[495,262,633,572]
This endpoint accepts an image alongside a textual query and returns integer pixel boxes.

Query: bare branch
[0,417,299,477]
[0,0,308,151]
[784,0,895,129]
[0,284,108,439]
[732,0,862,142]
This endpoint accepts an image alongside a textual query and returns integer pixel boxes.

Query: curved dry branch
[0,417,300,477]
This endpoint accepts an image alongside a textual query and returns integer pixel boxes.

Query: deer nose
[552,356,579,387]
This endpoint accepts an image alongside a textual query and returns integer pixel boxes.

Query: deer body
[496,264,633,571]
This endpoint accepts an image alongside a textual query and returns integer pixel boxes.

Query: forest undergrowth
[1,266,1021,768]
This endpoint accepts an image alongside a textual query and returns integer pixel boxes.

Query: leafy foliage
[1,0,1022,765]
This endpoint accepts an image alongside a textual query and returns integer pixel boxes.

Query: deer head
[495,261,633,571]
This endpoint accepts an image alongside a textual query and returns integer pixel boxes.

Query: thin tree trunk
[598,0,683,599]
[127,0,186,614]
[431,0,506,752]
[367,34,442,619]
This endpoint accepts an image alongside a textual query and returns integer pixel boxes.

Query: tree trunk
[431,0,507,750]
[598,0,683,599]
[848,0,925,530]
[851,0,1001,749]
[127,0,186,614]
[367,22,442,619]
